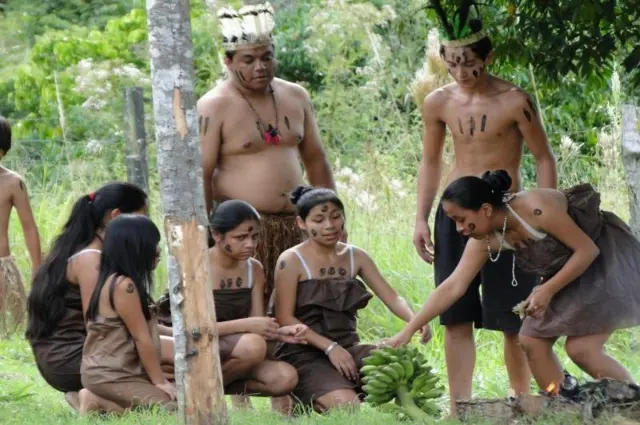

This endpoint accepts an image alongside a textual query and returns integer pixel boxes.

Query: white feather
[219,2,275,49]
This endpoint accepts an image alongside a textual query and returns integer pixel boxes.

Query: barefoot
[231,395,254,411]
[271,395,293,416]
[64,391,80,411]
[78,389,100,414]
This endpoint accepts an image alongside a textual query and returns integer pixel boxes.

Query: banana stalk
[395,384,433,422]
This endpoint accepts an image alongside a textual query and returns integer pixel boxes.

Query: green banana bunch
[360,345,444,421]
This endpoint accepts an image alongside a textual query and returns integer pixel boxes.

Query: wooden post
[124,87,149,192]
[621,104,640,239]
[146,0,227,424]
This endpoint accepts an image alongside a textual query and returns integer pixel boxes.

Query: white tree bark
[621,104,640,239]
[146,0,227,423]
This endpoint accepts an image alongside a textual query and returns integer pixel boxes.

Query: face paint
[523,109,532,122]
[311,229,317,237]
[284,116,290,130]
[320,268,326,276]
[235,71,247,82]
[533,209,542,216]
[472,70,478,79]
[321,204,329,212]
[338,267,347,276]
[224,244,232,253]
[220,279,226,289]
[248,226,253,232]
[469,116,476,136]
[328,267,336,275]
[527,99,537,115]
[236,277,243,288]
[227,278,233,287]
[458,117,464,134]
[481,115,487,132]
[279,260,286,270]
[468,223,476,231]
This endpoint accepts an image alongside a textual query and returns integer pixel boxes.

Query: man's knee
[445,322,474,340]
[231,334,267,364]
[315,390,360,412]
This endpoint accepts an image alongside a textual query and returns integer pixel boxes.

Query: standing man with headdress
[412,2,557,415]
[197,2,338,413]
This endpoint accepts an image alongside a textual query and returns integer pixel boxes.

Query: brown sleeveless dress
[29,283,86,393]
[511,184,640,337]
[274,275,375,406]
[81,305,177,410]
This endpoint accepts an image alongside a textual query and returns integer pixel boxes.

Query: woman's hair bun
[481,170,512,194]
[289,185,314,205]
[468,18,483,33]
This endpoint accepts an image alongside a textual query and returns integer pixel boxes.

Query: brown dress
[274,247,376,406]
[29,284,86,393]
[156,259,255,360]
[81,300,176,411]
[508,184,640,337]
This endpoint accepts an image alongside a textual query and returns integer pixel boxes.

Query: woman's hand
[384,329,415,348]
[155,380,178,401]
[525,286,553,319]
[244,317,280,339]
[327,344,358,381]
[275,324,309,344]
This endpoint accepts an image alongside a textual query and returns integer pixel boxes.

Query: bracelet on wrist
[324,341,338,356]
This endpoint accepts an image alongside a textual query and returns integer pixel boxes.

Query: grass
[1,104,639,423]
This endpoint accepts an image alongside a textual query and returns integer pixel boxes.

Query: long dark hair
[86,214,160,322]
[208,200,260,247]
[441,170,512,210]
[26,182,148,340]
[290,185,345,220]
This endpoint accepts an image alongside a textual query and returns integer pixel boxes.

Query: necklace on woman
[236,83,280,145]
[486,212,519,287]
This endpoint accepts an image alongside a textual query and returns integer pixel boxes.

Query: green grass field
[2,138,640,424]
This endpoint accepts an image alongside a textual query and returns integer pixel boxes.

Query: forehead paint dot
[248,226,253,232]
[321,205,329,212]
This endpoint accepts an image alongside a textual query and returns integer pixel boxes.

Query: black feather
[429,0,454,39]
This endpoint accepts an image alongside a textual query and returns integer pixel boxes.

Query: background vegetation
[1,0,639,424]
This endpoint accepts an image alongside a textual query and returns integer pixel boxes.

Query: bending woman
[82,214,177,412]
[389,170,640,391]
[274,186,426,412]
[26,182,149,411]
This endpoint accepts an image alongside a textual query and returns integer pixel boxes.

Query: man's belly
[445,161,523,192]
[213,155,305,213]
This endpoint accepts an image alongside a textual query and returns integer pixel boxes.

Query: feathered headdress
[430,0,487,48]
[218,2,276,51]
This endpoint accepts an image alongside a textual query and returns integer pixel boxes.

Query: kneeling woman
[389,170,640,391]
[81,214,177,411]
[274,186,423,412]
[26,182,151,412]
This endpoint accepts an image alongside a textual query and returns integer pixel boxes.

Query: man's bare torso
[0,167,20,257]
[436,77,529,192]
[201,78,307,213]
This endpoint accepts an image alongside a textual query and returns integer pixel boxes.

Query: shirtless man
[0,116,42,336]
[412,11,557,414]
[198,3,337,412]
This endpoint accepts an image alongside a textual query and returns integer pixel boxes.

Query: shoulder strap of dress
[505,204,547,240]
[349,245,355,278]
[68,248,101,263]
[292,250,312,280]
[246,259,254,289]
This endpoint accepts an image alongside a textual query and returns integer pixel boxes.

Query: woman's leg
[77,388,126,414]
[519,334,564,390]
[222,333,267,386]
[244,360,298,397]
[313,389,360,413]
[503,332,531,395]
[565,332,634,382]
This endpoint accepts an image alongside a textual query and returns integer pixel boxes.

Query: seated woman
[25,182,157,412]
[157,200,306,411]
[274,186,426,413]
[389,170,640,392]
[81,214,177,412]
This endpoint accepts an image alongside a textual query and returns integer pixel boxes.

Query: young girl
[26,182,151,412]
[389,170,640,393]
[274,186,426,412]
[156,199,307,412]
[81,214,177,411]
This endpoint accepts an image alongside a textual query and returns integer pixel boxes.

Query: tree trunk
[146,0,227,424]
[621,104,640,239]
[123,87,149,192]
